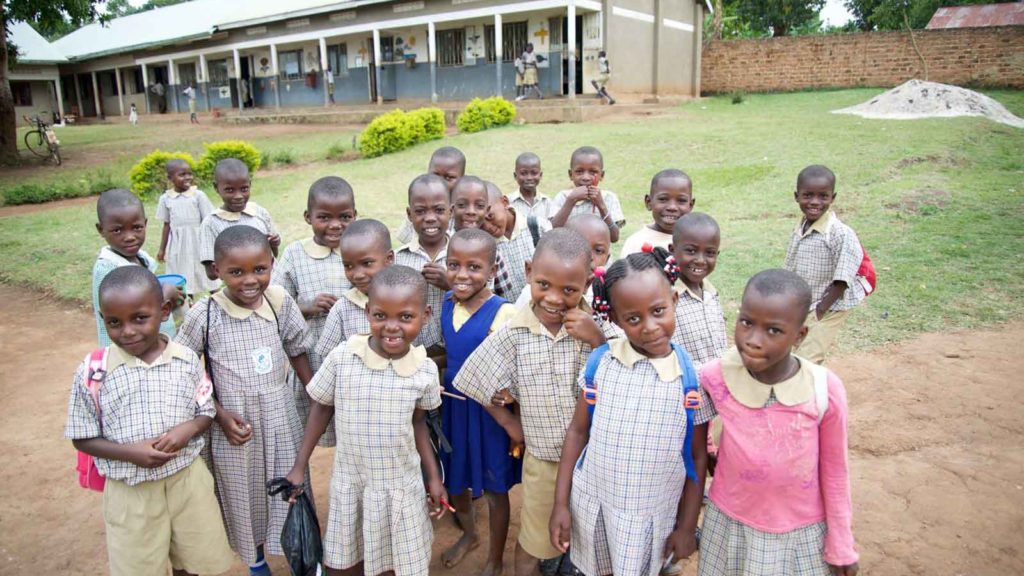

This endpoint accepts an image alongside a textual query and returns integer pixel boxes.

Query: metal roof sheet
[926,3,1024,29]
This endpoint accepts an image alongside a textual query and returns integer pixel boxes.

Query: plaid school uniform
[315,288,370,359]
[197,202,278,264]
[92,246,177,347]
[175,286,310,565]
[156,186,219,293]
[551,188,626,226]
[784,210,865,312]
[394,238,447,349]
[308,335,441,575]
[495,220,550,305]
[672,280,729,369]
[509,191,554,222]
[272,238,350,447]
[569,338,691,576]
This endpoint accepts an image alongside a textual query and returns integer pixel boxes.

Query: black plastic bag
[267,477,322,576]
[423,407,451,485]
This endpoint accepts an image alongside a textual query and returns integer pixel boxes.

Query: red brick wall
[700,26,1024,94]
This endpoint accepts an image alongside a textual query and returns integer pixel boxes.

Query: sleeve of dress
[271,245,298,298]
[197,191,215,221]
[262,208,280,238]
[605,192,625,225]
[693,364,719,426]
[453,327,518,404]
[831,225,864,288]
[818,371,859,566]
[306,352,338,406]
[64,362,100,440]
[316,301,346,358]
[188,359,217,419]
[155,194,170,222]
[279,294,310,357]
[198,218,216,263]
[417,362,442,410]
[175,297,210,355]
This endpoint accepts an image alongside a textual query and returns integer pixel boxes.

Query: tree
[734,0,826,36]
[2,1,101,166]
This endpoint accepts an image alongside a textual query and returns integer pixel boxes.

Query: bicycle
[22,112,61,166]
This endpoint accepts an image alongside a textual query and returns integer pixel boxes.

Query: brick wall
[700,26,1024,94]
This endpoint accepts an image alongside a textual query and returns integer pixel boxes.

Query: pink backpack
[75,348,108,492]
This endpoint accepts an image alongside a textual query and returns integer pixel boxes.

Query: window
[130,69,144,94]
[437,28,464,67]
[378,36,396,63]
[485,21,528,63]
[11,82,31,106]
[209,59,230,85]
[327,43,348,77]
[279,50,303,80]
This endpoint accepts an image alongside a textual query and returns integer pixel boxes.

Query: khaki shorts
[104,459,235,576]
[795,308,850,365]
[518,451,562,560]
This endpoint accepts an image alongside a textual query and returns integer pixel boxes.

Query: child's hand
[490,389,516,408]
[549,504,572,553]
[506,419,525,453]
[421,263,449,290]
[663,527,698,565]
[128,439,177,468]
[589,187,608,216]
[567,186,591,205]
[161,283,185,309]
[153,422,196,453]
[426,478,449,519]
[564,309,605,348]
[829,562,859,576]
[156,249,166,263]
[815,302,828,321]
[312,293,338,315]
[284,466,306,503]
[267,234,281,249]
[216,409,252,445]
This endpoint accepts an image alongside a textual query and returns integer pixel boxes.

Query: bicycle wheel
[49,143,61,166]
[23,130,48,158]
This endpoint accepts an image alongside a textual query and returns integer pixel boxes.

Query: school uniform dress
[175,286,310,565]
[551,189,626,227]
[394,237,448,349]
[156,186,219,293]
[197,202,278,264]
[496,220,550,304]
[272,238,351,447]
[92,246,177,347]
[569,338,691,576]
[619,226,673,259]
[308,335,441,575]
[671,280,729,369]
[315,288,371,359]
[695,348,858,575]
[509,191,554,223]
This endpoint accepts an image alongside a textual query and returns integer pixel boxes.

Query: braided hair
[591,243,678,321]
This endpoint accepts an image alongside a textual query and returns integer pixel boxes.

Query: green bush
[128,150,196,200]
[2,170,122,206]
[486,97,516,126]
[456,97,516,134]
[358,109,416,158]
[272,149,295,165]
[408,108,446,141]
[195,140,261,183]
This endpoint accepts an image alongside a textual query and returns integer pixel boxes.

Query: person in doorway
[326,65,336,104]
[591,50,616,105]
[150,81,166,114]
[183,83,199,124]
[516,43,543,101]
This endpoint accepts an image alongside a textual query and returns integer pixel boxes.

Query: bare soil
[0,282,1020,575]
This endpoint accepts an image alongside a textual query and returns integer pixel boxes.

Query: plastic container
[156,273,187,289]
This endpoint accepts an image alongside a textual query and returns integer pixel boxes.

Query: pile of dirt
[833,79,1024,128]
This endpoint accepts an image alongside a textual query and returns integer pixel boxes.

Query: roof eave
[63,31,214,62]
[216,0,389,31]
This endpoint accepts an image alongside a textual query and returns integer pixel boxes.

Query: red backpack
[75,348,108,492]
[857,243,877,296]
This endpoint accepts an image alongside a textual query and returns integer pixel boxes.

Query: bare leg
[480,491,511,576]
[514,542,543,576]
[443,490,480,568]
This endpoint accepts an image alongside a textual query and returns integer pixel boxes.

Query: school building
[13,0,706,120]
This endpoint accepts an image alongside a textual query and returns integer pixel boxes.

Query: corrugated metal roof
[9,21,67,63]
[926,3,1024,29]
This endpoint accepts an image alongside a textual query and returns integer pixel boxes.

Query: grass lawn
[0,88,1021,352]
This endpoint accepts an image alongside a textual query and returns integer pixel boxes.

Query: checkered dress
[316,293,370,359]
[64,345,215,486]
[496,222,549,304]
[175,289,309,564]
[551,189,626,226]
[569,348,689,576]
[394,242,446,349]
[156,188,220,293]
[197,202,278,264]
[272,239,350,447]
[308,340,441,574]
[672,282,729,370]
[784,212,866,312]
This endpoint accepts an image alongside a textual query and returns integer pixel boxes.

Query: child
[198,158,280,281]
[509,152,552,223]
[438,228,520,573]
[695,269,859,576]
[550,146,625,243]
[784,165,866,364]
[92,188,179,347]
[156,159,219,297]
[66,266,234,576]
[483,180,551,305]
[396,146,467,244]
[514,213,613,310]
[668,212,727,368]
[129,102,138,126]
[516,43,543,101]
[315,219,394,359]
[620,169,695,258]
[590,51,616,105]
[457,228,616,576]
[395,173,450,352]
[183,83,199,124]
[550,252,707,576]
[175,225,313,574]
[286,266,447,576]
[272,176,357,447]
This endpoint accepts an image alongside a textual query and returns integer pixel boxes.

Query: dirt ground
[0,282,1021,576]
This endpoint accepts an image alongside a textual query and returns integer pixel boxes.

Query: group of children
[68,142,867,576]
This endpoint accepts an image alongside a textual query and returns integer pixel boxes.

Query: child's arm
[152,415,213,453]
[549,187,591,228]
[589,190,621,243]
[157,222,170,262]
[289,353,314,387]
[286,400,334,493]
[819,374,860,572]
[549,393,590,553]
[414,408,448,518]
[819,227,864,319]
[664,422,708,564]
[73,437,177,468]
[279,292,313,385]
[482,402,525,450]
[815,282,847,320]
[563,309,608,348]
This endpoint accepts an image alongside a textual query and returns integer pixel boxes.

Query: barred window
[485,21,528,63]
[208,59,230,85]
[11,82,31,106]
[437,28,464,67]
[279,50,304,80]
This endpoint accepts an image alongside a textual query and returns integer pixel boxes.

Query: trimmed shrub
[2,170,122,206]
[195,140,262,184]
[408,107,446,141]
[487,97,516,126]
[128,150,196,200]
[456,97,516,133]
[456,99,488,133]
[358,110,416,158]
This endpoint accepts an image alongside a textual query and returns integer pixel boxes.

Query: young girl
[550,252,707,576]
[695,269,859,576]
[157,159,219,296]
[129,102,138,126]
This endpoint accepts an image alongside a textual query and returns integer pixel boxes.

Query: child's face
[609,269,678,358]
[305,194,357,249]
[341,239,394,295]
[671,224,720,289]
[794,176,835,223]
[569,219,611,270]
[445,237,496,303]
[96,205,148,258]
[168,166,194,193]
[451,182,489,231]
[214,175,252,212]
[514,159,542,194]
[568,154,604,189]
[214,244,274,309]
[525,250,589,329]
[734,291,808,380]
[368,284,429,358]
[99,286,170,359]
[429,158,465,192]
[407,183,450,246]
[646,177,695,234]
[480,193,511,239]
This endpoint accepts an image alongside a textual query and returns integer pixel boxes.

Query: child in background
[550,252,707,576]
[286,266,447,576]
[483,180,551,305]
[590,51,616,105]
[176,225,313,575]
[458,228,615,576]
[550,146,624,243]
[272,176,356,447]
[129,102,138,126]
[316,219,394,359]
[156,159,219,297]
[439,229,520,573]
[509,152,552,223]
[396,146,467,244]
[784,165,866,364]
[66,267,234,576]
[620,169,695,258]
[198,158,280,281]
[695,269,859,576]
[92,188,179,347]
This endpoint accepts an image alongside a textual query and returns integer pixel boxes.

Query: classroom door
[561,15,584,95]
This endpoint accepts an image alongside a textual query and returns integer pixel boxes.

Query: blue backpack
[580,343,701,484]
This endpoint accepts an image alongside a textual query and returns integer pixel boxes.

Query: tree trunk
[0,7,21,166]
[711,0,724,40]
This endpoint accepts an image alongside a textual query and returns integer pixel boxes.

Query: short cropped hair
[570,146,603,168]
[429,146,467,171]
[408,173,449,203]
[213,224,271,260]
[673,212,719,240]
[96,188,143,222]
[744,269,813,323]
[339,218,391,254]
[515,152,541,168]
[308,176,354,211]
[370,265,428,308]
[483,180,503,203]
[534,227,591,268]
[450,228,497,265]
[451,176,487,201]
[165,158,190,175]
[98,265,163,305]
[796,165,836,189]
[650,168,691,192]
[213,158,250,183]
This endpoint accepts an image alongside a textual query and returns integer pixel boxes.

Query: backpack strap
[672,344,700,484]
[83,348,109,433]
[527,215,541,248]
[810,363,829,424]
[576,343,609,470]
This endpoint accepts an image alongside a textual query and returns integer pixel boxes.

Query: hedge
[128,150,196,200]
[194,140,262,183]
[358,107,447,158]
[456,97,516,133]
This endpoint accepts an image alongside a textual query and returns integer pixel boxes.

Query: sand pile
[833,79,1024,128]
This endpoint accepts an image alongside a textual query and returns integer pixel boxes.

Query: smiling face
[672,223,720,291]
[305,194,357,249]
[526,250,589,333]
[480,190,511,240]
[341,238,394,295]
[168,165,194,193]
[214,175,252,213]
[451,180,489,231]
[568,153,604,189]
[215,243,274,309]
[568,217,611,270]
[734,290,808,382]
[96,204,148,259]
[795,176,835,224]
[99,285,169,360]
[367,283,429,358]
[429,157,465,193]
[514,157,542,195]
[609,268,678,358]
[445,236,496,306]
[407,181,450,246]
[646,176,694,234]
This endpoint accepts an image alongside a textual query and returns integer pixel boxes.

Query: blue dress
[441,293,521,497]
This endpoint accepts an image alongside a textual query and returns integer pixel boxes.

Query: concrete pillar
[652,0,661,98]
[372,28,382,105]
[91,70,102,118]
[199,53,209,111]
[692,1,703,97]
[428,22,437,103]
[114,67,124,116]
[567,1,576,99]
[73,73,83,117]
[270,44,280,109]
[141,63,150,113]
[54,76,65,121]
[232,48,243,112]
[495,13,503,97]
[319,37,329,107]
[167,59,178,113]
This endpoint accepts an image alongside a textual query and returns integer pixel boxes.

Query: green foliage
[358,107,446,158]
[733,0,826,36]
[408,108,446,141]
[730,91,746,104]
[128,150,195,199]
[194,140,261,183]
[844,0,1001,31]
[1,170,120,205]
[272,149,295,165]
[456,97,517,134]
[260,150,272,168]
[326,142,347,161]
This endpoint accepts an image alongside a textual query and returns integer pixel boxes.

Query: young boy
[66,266,234,576]
[550,146,625,243]
[198,158,280,280]
[513,213,611,310]
[620,168,695,258]
[456,228,615,576]
[396,146,467,244]
[482,180,551,305]
[784,165,866,364]
[156,159,219,297]
[316,219,395,359]
[93,188,180,347]
[509,152,552,223]
[175,225,312,574]
[671,212,728,369]
[272,176,357,447]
